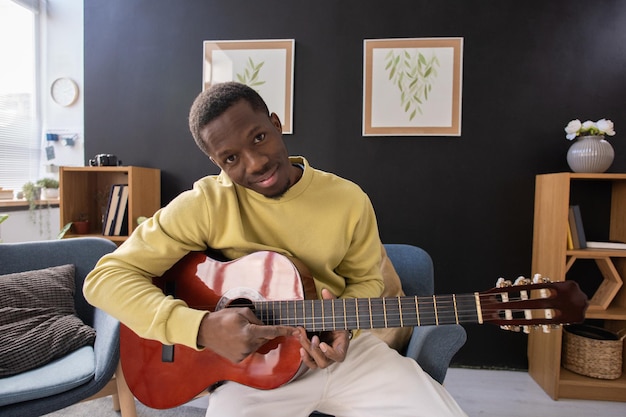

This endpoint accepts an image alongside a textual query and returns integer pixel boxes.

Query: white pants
[205,332,467,417]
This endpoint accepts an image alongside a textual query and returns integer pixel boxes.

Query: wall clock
[50,77,79,107]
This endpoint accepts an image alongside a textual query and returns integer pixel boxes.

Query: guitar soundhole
[216,287,264,311]
[228,298,255,310]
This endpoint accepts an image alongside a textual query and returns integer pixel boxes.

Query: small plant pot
[72,221,90,234]
[41,188,59,200]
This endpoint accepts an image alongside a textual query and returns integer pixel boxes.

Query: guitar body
[120,251,316,409]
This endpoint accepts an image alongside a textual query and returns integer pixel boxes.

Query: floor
[43,368,626,416]
[185,367,626,416]
[444,368,626,416]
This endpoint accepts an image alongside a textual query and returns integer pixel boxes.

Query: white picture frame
[363,37,463,137]
[203,39,295,134]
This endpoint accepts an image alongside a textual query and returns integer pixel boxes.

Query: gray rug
[43,396,205,417]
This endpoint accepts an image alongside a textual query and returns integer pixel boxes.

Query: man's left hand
[293,288,351,369]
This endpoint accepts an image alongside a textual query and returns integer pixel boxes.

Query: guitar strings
[246,293,554,329]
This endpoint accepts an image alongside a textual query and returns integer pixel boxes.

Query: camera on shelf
[89,154,121,167]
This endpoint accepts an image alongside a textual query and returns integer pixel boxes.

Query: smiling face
[200,99,301,199]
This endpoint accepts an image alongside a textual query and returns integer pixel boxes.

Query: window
[0,0,40,191]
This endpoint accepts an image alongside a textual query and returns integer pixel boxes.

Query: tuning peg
[514,276,531,286]
[496,277,512,288]
[500,325,522,332]
[532,273,551,283]
[527,324,560,333]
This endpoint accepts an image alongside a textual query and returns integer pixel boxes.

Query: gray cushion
[0,264,96,377]
[0,346,95,406]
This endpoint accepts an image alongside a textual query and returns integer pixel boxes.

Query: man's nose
[242,151,269,173]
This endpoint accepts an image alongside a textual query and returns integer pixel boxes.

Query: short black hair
[188,82,269,155]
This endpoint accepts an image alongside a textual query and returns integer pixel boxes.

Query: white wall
[40,0,84,173]
[1,0,83,243]
[0,207,60,242]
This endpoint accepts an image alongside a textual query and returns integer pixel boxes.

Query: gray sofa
[0,237,122,417]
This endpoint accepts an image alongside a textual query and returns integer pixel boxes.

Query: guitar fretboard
[252,294,481,331]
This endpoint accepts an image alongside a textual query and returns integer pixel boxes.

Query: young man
[84,82,466,417]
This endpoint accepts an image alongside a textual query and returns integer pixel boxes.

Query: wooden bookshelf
[528,172,626,401]
[59,166,160,244]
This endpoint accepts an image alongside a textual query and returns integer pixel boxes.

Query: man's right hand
[197,307,295,363]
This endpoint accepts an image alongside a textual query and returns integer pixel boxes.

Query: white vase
[566,135,615,173]
[41,187,59,200]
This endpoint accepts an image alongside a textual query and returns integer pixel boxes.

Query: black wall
[84,0,626,369]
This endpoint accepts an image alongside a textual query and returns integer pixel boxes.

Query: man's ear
[270,112,283,132]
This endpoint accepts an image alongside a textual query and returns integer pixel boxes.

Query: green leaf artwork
[235,57,267,90]
[384,49,440,121]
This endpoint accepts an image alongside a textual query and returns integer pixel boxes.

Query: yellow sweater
[83,157,384,349]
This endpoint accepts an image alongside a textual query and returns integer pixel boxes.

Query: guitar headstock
[479,274,588,333]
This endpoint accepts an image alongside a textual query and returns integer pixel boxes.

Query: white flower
[565,119,582,140]
[596,119,616,136]
[581,120,596,131]
[564,118,616,140]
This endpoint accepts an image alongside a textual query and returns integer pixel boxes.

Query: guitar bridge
[162,344,174,362]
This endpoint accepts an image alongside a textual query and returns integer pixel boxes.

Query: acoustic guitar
[120,250,588,409]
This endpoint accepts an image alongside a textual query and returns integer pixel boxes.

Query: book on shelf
[113,185,129,236]
[568,206,580,249]
[567,204,626,250]
[102,184,125,236]
[566,222,574,250]
[586,241,626,250]
[572,205,587,249]
[567,205,587,249]
[568,205,587,249]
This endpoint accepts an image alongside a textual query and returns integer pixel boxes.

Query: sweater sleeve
[334,193,384,300]
[83,185,216,349]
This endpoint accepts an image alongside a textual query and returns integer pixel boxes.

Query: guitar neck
[253,294,481,331]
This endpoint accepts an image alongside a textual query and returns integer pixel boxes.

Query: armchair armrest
[404,324,466,384]
[91,309,120,380]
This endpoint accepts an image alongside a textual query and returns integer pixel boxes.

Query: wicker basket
[562,324,624,380]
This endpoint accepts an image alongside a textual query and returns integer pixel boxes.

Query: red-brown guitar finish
[120,251,316,410]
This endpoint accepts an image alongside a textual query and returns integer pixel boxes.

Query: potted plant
[36,177,59,200]
[21,181,53,237]
[72,213,90,234]
[22,181,41,213]
[564,118,617,173]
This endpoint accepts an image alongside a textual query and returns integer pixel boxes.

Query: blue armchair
[383,244,467,384]
[0,237,136,417]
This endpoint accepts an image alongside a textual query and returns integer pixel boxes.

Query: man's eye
[225,155,237,164]
[254,133,266,143]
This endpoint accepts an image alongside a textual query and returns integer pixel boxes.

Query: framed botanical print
[203,39,295,134]
[363,38,463,136]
